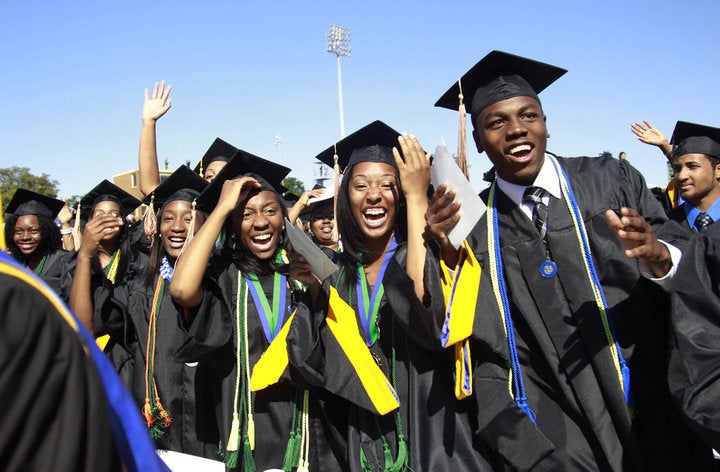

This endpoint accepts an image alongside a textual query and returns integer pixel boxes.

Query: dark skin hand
[424,183,461,267]
[605,207,672,277]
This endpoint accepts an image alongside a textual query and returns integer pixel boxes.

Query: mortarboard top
[300,187,335,221]
[434,50,567,120]
[193,138,241,176]
[6,188,65,219]
[142,165,208,209]
[670,121,720,160]
[315,120,402,172]
[79,180,142,221]
[194,150,291,213]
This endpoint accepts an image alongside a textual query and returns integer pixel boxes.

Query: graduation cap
[143,165,208,209]
[142,165,209,242]
[670,121,720,160]
[192,138,242,178]
[194,149,291,213]
[300,187,335,222]
[79,180,142,221]
[315,120,402,172]
[435,50,567,120]
[5,188,65,219]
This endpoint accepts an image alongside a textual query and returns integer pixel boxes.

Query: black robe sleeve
[669,222,720,451]
[0,271,123,472]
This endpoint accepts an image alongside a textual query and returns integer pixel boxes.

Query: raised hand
[142,80,173,123]
[631,120,670,148]
[393,134,431,200]
[605,207,671,277]
[77,215,123,258]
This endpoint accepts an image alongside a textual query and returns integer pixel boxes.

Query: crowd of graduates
[4,50,720,471]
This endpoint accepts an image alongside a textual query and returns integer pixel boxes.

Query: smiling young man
[425,51,713,471]
[667,121,720,233]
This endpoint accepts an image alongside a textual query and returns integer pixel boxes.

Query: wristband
[60,227,73,235]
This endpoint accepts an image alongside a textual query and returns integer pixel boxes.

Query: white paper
[285,218,338,281]
[430,140,486,249]
[156,449,225,472]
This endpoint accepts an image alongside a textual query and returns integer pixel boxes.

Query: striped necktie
[523,186,549,241]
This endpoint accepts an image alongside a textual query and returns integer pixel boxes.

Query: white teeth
[253,234,271,241]
[509,144,531,154]
[169,238,184,243]
[364,208,385,216]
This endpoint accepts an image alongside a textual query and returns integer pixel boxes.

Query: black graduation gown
[20,248,76,301]
[94,270,221,459]
[667,204,694,234]
[288,247,498,472]
[0,270,122,471]
[437,157,708,471]
[176,254,345,471]
[669,220,720,454]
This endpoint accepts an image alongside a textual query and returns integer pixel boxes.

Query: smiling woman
[4,188,75,299]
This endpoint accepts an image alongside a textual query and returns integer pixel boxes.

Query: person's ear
[472,128,484,154]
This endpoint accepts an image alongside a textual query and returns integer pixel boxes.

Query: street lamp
[326,24,351,138]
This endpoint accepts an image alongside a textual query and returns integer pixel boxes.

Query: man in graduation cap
[428,51,711,470]
[665,121,720,233]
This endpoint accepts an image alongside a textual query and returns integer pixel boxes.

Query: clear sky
[1,0,718,198]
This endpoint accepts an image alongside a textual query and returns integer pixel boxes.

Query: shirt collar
[495,154,562,206]
[683,196,720,232]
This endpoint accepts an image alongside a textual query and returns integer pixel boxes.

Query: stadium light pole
[326,24,351,138]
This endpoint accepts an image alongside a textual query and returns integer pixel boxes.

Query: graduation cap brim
[142,165,208,208]
[194,149,291,212]
[79,180,142,221]
[6,188,65,219]
[300,190,335,220]
[434,50,567,118]
[315,120,402,171]
[193,137,241,175]
[671,121,720,160]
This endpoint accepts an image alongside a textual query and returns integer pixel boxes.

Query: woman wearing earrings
[289,121,496,471]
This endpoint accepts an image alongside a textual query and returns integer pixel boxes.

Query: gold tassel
[143,194,157,246]
[456,79,470,181]
[227,413,240,452]
[247,414,255,450]
[332,144,341,244]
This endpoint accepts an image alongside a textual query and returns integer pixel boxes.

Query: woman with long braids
[289,121,496,471]
[4,188,75,299]
[169,152,346,471]
[91,166,223,461]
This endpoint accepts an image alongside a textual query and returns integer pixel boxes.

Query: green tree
[282,177,306,196]
[598,151,614,159]
[1,167,60,211]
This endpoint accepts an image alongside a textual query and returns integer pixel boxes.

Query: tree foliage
[282,177,306,197]
[1,167,60,211]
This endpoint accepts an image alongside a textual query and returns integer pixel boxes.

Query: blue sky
[1,0,718,198]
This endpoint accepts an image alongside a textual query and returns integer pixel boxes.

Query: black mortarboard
[194,150,291,213]
[434,50,567,121]
[193,138,241,177]
[300,188,335,221]
[6,188,65,219]
[79,180,142,220]
[670,121,720,160]
[142,165,208,209]
[315,120,402,172]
